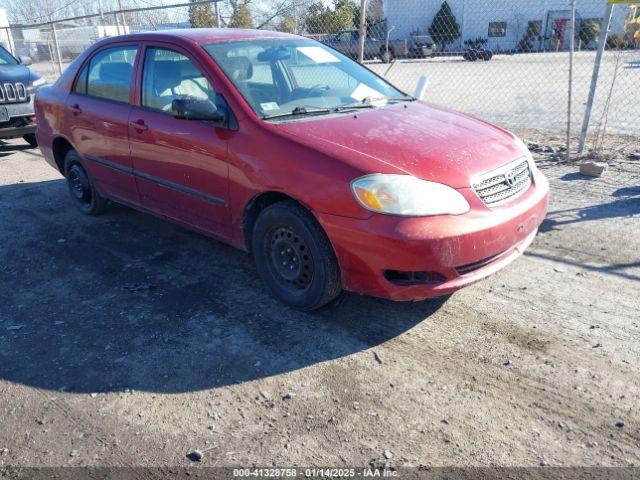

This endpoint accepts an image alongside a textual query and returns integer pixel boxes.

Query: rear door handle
[129,119,148,132]
[70,104,82,115]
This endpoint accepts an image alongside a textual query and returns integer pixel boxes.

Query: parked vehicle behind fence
[35,29,548,310]
[322,29,416,62]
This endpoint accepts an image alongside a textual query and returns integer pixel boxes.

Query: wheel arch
[51,136,76,175]
[242,191,315,253]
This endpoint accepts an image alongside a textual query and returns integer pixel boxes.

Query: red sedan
[35,29,548,310]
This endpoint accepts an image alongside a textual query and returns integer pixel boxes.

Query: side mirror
[171,98,224,122]
[19,56,33,66]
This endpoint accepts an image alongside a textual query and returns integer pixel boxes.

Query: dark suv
[0,45,46,147]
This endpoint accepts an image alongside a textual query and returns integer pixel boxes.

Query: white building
[383,0,634,51]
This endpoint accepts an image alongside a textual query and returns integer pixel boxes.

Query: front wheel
[64,150,109,215]
[23,133,37,147]
[252,201,342,311]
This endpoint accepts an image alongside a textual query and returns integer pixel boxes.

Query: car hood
[273,101,526,188]
[0,64,35,85]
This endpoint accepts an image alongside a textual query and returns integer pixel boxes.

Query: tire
[463,50,478,61]
[481,50,493,61]
[251,200,342,311]
[380,47,394,63]
[23,133,37,147]
[64,150,109,215]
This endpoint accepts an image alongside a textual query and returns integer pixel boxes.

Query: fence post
[114,10,121,35]
[358,0,367,63]
[117,0,126,34]
[566,0,576,162]
[292,0,298,34]
[51,21,63,75]
[578,2,614,154]
[4,27,15,56]
[214,0,221,28]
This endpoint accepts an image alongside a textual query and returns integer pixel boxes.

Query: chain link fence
[1,0,638,157]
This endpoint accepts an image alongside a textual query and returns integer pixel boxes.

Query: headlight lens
[351,174,470,216]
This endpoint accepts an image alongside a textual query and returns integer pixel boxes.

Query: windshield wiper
[263,106,333,120]
[387,96,416,103]
[335,96,386,112]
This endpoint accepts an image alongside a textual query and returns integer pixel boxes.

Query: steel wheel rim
[68,166,92,205]
[266,226,314,291]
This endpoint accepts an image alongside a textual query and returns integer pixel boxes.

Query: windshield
[203,39,409,119]
[0,46,19,66]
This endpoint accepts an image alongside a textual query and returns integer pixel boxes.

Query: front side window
[85,45,137,103]
[142,48,216,112]
[204,39,408,119]
[74,64,89,94]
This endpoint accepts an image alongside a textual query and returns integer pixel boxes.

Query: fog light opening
[383,270,446,286]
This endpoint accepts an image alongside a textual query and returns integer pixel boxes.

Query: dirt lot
[0,136,639,472]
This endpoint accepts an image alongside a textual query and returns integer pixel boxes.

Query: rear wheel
[64,150,108,215]
[251,201,342,311]
[23,134,37,147]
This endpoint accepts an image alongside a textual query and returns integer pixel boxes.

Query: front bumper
[0,99,36,139]
[317,171,549,301]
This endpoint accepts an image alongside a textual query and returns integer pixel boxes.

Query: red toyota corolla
[35,29,548,310]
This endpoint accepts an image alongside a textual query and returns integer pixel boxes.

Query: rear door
[67,44,139,204]
[128,43,231,239]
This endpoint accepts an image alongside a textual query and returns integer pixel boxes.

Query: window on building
[488,22,507,38]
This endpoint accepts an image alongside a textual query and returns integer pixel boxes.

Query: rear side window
[83,46,137,103]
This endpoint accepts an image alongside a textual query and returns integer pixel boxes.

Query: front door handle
[70,104,82,115]
[129,119,148,132]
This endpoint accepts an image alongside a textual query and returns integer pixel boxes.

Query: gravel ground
[0,137,639,472]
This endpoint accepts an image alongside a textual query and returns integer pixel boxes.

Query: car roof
[104,28,302,46]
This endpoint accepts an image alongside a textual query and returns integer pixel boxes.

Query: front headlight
[351,174,470,216]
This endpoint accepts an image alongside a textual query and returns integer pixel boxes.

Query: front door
[128,44,231,239]
[67,44,139,204]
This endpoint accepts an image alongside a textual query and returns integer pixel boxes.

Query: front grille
[0,83,29,103]
[473,159,532,205]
